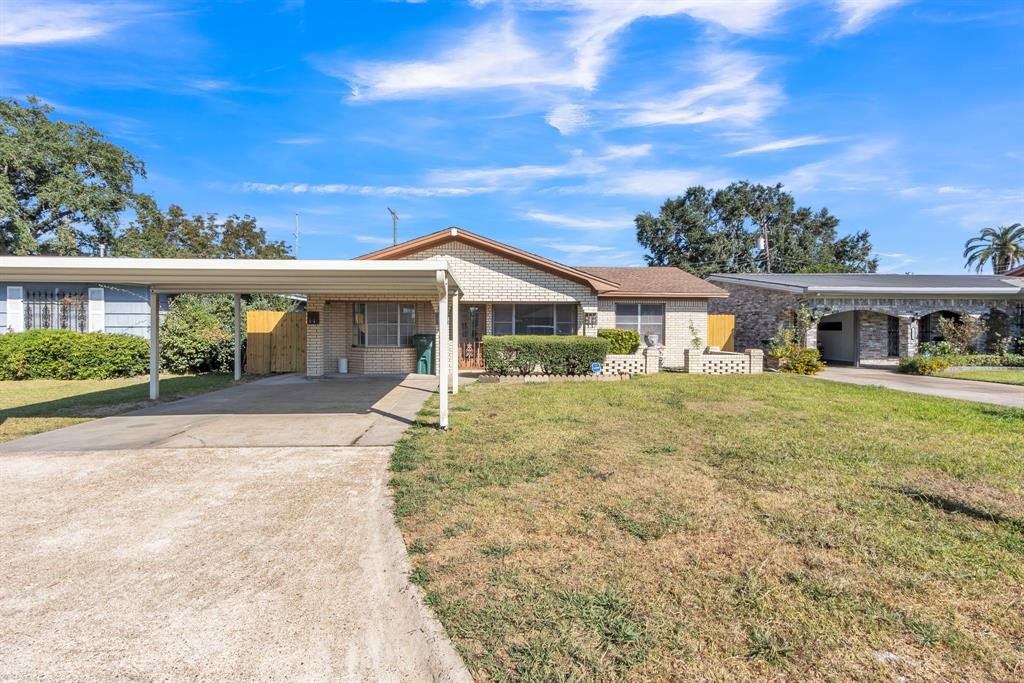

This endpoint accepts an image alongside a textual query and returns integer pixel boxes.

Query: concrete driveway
[0,374,471,682]
[817,366,1024,408]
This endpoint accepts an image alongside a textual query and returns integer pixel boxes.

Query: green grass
[390,373,1024,681]
[0,374,237,443]
[941,369,1024,386]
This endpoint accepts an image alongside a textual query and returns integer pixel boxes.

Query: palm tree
[963,223,1024,274]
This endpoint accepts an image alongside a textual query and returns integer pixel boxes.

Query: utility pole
[388,207,399,246]
[293,213,300,258]
[758,229,772,273]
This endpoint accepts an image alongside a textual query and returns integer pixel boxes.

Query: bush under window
[481,335,609,376]
[0,329,149,380]
[597,328,641,355]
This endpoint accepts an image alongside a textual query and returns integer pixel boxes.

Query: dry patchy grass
[0,374,237,443]
[391,373,1024,681]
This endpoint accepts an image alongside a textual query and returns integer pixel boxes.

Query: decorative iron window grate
[24,289,88,332]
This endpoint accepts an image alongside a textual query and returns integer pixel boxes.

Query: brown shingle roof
[578,266,728,298]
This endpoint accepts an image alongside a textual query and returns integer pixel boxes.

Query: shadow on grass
[0,375,231,421]
[888,484,1024,532]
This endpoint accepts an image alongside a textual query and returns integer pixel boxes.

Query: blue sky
[2,0,1022,272]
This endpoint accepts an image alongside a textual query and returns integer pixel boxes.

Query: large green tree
[0,97,155,255]
[114,204,292,259]
[635,182,877,277]
[962,223,1024,274]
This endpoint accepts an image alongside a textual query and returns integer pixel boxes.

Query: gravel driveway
[0,375,470,682]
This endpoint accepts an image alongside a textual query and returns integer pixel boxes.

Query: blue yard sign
[591,361,602,375]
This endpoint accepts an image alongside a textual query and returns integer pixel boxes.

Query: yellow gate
[246,311,307,374]
[707,314,735,352]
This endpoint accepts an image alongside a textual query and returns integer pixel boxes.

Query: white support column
[233,293,242,381]
[149,290,160,400]
[438,279,449,430]
[451,289,459,395]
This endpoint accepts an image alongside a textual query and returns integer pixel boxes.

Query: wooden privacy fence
[246,311,307,374]
[707,314,736,352]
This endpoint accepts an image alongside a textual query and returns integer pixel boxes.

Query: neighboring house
[707,273,1024,365]
[0,282,164,336]
[300,227,728,374]
[1007,264,1024,277]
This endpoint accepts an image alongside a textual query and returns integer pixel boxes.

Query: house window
[615,303,664,343]
[491,303,576,335]
[24,289,88,332]
[353,302,416,346]
[818,321,842,331]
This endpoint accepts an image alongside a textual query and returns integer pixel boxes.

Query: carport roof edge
[0,256,463,295]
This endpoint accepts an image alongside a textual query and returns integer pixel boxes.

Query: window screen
[353,302,416,346]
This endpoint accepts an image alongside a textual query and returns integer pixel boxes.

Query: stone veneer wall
[596,298,708,368]
[857,311,892,362]
[708,282,798,352]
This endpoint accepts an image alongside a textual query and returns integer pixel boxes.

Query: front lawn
[941,369,1024,386]
[0,374,237,443]
[391,374,1024,681]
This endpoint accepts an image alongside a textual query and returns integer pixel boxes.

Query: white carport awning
[0,256,462,295]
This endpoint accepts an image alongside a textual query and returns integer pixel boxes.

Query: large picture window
[492,303,576,335]
[615,303,664,343]
[353,302,416,347]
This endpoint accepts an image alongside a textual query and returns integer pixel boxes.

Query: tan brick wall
[401,241,599,312]
[597,299,708,367]
[306,295,436,376]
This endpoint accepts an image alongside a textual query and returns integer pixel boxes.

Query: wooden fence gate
[707,314,736,352]
[246,311,307,374]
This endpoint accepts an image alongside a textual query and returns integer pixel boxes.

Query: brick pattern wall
[603,354,645,375]
[708,282,798,352]
[402,241,599,313]
[306,294,437,376]
[597,299,707,367]
[857,311,892,362]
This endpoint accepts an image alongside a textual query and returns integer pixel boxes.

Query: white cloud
[354,234,395,245]
[922,187,1024,229]
[277,137,323,145]
[524,210,632,230]
[620,51,783,128]
[0,2,125,45]
[427,153,602,187]
[729,135,839,156]
[335,0,790,100]
[781,140,896,192]
[545,103,590,135]
[241,182,493,197]
[833,0,904,35]
[600,144,652,159]
[600,169,707,196]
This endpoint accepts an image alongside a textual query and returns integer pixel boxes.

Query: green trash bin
[413,334,435,375]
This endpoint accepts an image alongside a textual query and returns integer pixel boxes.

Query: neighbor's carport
[0,256,464,428]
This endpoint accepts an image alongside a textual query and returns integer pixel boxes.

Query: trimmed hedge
[597,328,640,355]
[481,335,609,376]
[898,355,952,375]
[940,353,1024,368]
[0,329,149,380]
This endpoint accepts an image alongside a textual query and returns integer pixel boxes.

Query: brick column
[306,295,324,377]
[745,349,764,373]
[643,345,663,374]
[684,348,705,374]
[898,316,918,358]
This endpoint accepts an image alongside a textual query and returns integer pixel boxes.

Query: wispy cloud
[545,103,590,135]
[331,0,790,101]
[0,2,133,45]
[600,144,652,159]
[277,137,323,145]
[728,135,840,156]
[241,182,494,197]
[353,234,395,245]
[875,251,916,273]
[922,187,1024,228]
[619,51,783,128]
[782,140,897,192]
[524,210,632,231]
[833,0,904,35]
[427,153,602,187]
[598,169,708,196]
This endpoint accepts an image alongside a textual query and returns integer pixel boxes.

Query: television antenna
[293,213,301,258]
[388,207,399,245]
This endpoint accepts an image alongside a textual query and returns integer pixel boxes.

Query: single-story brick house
[324,227,728,374]
[707,273,1024,365]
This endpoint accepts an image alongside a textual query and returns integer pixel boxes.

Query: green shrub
[597,328,640,355]
[898,355,952,375]
[919,340,957,356]
[481,335,609,376]
[0,329,148,380]
[941,353,1024,368]
[779,348,825,375]
[159,294,235,374]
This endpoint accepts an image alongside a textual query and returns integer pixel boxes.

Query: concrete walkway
[0,374,472,682]
[817,366,1024,408]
